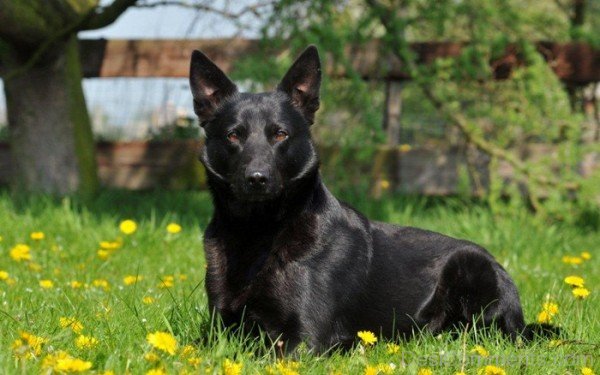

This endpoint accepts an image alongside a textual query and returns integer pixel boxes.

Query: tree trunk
[4,35,98,196]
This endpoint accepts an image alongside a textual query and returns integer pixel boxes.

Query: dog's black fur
[190,46,540,352]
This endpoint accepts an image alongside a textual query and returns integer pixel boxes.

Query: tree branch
[1,15,87,81]
[134,0,275,20]
[79,0,138,31]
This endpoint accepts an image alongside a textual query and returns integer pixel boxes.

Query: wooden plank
[79,38,600,84]
[383,81,403,146]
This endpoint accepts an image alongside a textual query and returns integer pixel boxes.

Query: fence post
[372,80,403,197]
[384,80,403,147]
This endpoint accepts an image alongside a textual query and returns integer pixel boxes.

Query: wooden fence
[1,39,598,192]
[79,39,599,84]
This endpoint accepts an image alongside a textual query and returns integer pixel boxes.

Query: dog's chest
[204,235,304,320]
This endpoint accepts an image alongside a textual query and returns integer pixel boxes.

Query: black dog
[190,46,539,352]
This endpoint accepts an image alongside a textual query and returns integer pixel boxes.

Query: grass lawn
[0,190,597,374]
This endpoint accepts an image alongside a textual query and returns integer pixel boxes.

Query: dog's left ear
[277,45,321,125]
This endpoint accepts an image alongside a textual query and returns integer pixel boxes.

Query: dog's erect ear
[277,45,321,125]
[190,50,238,124]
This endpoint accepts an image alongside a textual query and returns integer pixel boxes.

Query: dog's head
[190,46,321,202]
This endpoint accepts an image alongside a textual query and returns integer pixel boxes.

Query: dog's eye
[227,130,239,143]
[274,130,288,142]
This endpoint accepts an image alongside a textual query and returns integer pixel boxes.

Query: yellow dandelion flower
[143,296,155,304]
[380,180,390,190]
[377,363,395,374]
[12,331,47,358]
[158,275,175,288]
[470,345,489,357]
[146,368,166,375]
[92,279,110,291]
[123,275,142,285]
[282,360,300,375]
[399,144,412,153]
[357,330,377,346]
[75,335,99,349]
[10,244,31,262]
[100,241,121,250]
[455,372,467,375]
[43,351,93,373]
[572,287,590,299]
[144,351,160,363]
[564,275,585,288]
[5,277,16,285]
[548,339,564,348]
[417,368,434,375]
[542,302,559,315]
[0,270,9,280]
[561,255,583,265]
[180,345,197,357]
[147,331,178,355]
[188,357,202,366]
[30,232,45,240]
[39,279,54,289]
[223,359,243,375]
[266,360,300,375]
[119,220,137,235]
[581,252,591,260]
[478,365,506,375]
[570,256,583,264]
[97,249,111,260]
[581,367,595,375]
[364,365,378,375]
[11,339,27,358]
[167,223,182,234]
[537,310,552,324]
[42,351,67,369]
[70,280,83,289]
[386,343,400,354]
[562,255,584,265]
[60,317,84,334]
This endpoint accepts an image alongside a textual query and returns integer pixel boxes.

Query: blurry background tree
[0,0,598,223]
[232,0,599,221]
[0,0,268,196]
[0,0,140,196]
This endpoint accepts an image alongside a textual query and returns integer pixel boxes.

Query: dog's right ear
[277,45,321,125]
[190,50,238,124]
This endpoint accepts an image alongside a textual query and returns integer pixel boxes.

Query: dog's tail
[521,323,561,341]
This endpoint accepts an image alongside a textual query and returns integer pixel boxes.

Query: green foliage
[238,0,600,221]
[147,119,200,141]
[392,0,597,221]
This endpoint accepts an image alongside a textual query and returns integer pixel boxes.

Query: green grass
[0,190,597,374]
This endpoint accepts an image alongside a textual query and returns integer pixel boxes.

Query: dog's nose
[246,171,269,187]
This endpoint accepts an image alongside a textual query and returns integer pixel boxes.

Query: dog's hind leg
[416,248,526,338]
